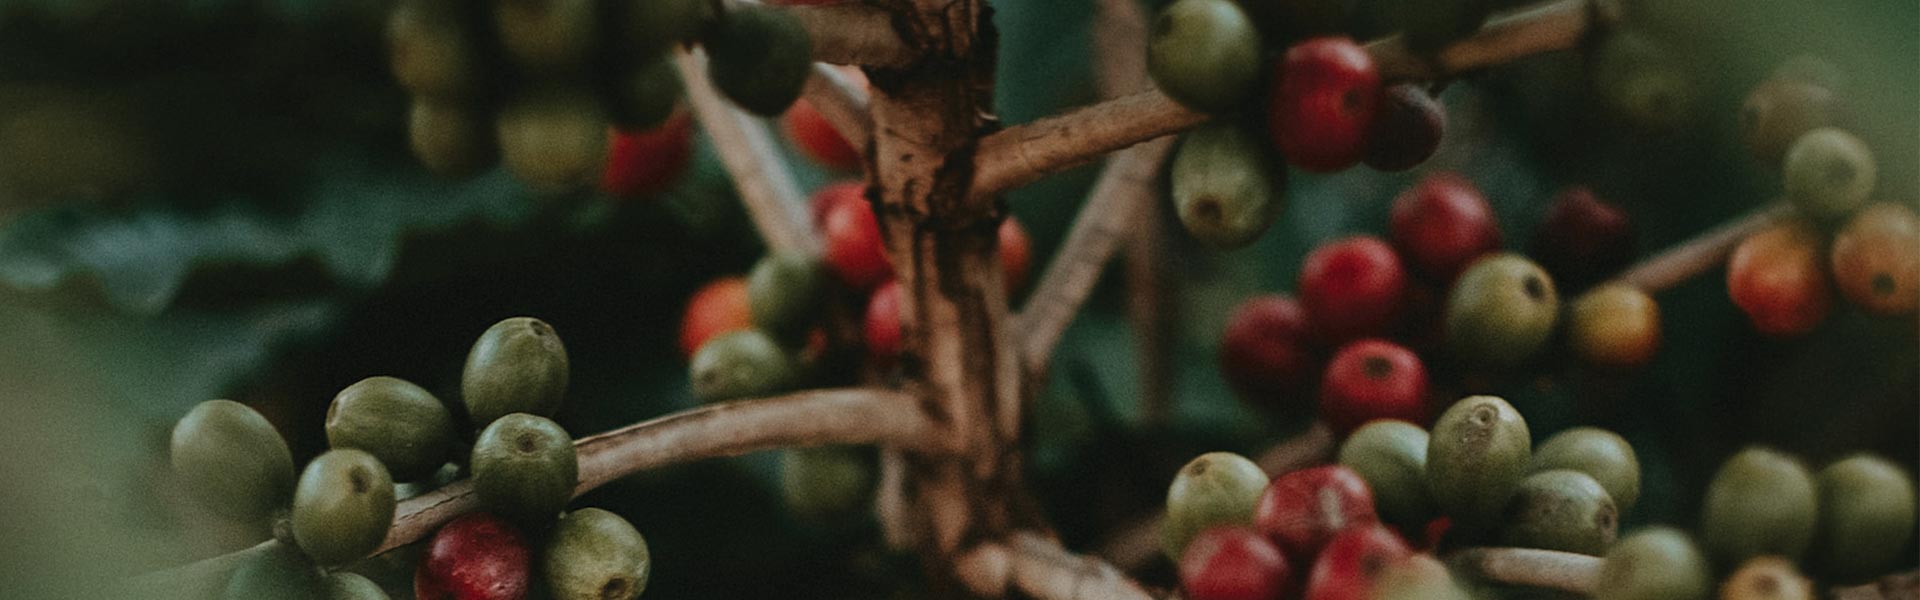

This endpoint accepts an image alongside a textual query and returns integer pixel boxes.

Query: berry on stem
[417,512,531,600]
[1594,527,1711,600]
[463,317,570,424]
[704,6,813,116]
[1299,236,1409,344]
[1148,0,1263,113]
[1270,37,1381,173]
[170,399,296,523]
[409,101,495,178]
[1179,526,1294,600]
[1565,284,1661,371]
[495,88,611,189]
[1529,427,1641,514]
[1219,294,1320,413]
[471,413,578,525]
[544,508,652,600]
[748,252,830,343]
[783,98,861,171]
[1336,421,1434,530]
[1254,465,1379,561]
[1497,469,1619,555]
[291,449,397,566]
[1810,454,1917,583]
[1364,84,1446,172]
[1318,339,1429,435]
[689,328,798,402]
[1387,172,1499,283]
[1425,395,1530,533]
[1720,556,1814,600]
[1783,128,1876,220]
[680,277,752,359]
[1301,524,1410,600]
[1529,186,1635,291]
[1171,123,1286,249]
[820,187,893,290]
[326,376,457,482]
[1741,76,1838,166]
[1701,447,1818,567]
[1726,219,1832,336]
[864,280,903,362]
[999,217,1033,295]
[602,113,694,199]
[1164,452,1271,560]
[1443,254,1558,371]
[1830,202,1920,316]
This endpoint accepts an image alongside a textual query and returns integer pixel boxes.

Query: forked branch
[674,49,822,256]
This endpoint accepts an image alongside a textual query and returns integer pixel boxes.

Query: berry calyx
[1270,37,1381,173]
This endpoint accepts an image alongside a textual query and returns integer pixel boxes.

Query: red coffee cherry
[864,279,903,361]
[821,187,893,290]
[680,276,751,358]
[1302,524,1412,600]
[1319,339,1430,435]
[1530,186,1636,290]
[1220,294,1321,413]
[783,98,860,171]
[1388,172,1500,284]
[1299,236,1410,344]
[1000,217,1033,295]
[1364,84,1446,172]
[1180,526,1295,600]
[1255,465,1380,561]
[810,180,866,224]
[1270,37,1381,173]
[415,512,531,600]
[1727,219,1832,336]
[601,112,694,198]
[1831,202,1920,316]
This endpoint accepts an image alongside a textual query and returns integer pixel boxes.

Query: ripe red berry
[1387,173,1500,284]
[865,279,903,361]
[1220,294,1321,413]
[1299,236,1409,344]
[1180,526,1295,600]
[783,98,860,171]
[1529,187,1636,290]
[416,512,531,600]
[1364,84,1446,172]
[680,276,751,358]
[1319,339,1429,435]
[810,181,866,224]
[821,187,893,290]
[1000,217,1033,295]
[1831,203,1920,317]
[601,112,694,198]
[1727,219,1833,336]
[1302,524,1411,600]
[1270,37,1381,173]
[1255,465,1380,561]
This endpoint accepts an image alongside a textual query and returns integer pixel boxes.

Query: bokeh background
[0,0,1913,598]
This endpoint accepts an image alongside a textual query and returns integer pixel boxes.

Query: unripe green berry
[1530,427,1641,514]
[1783,127,1876,220]
[496,89,611,189]
[472,413,578,524]
[223,543,327,600]
[544,508,651,600]
[1162,452,1269,560]
[1498,469,1618,555]
[170,399,296,523]
[748,253,829,344]
[1170,123,1284,249]
[1375,554,1470,600]
[704,6,812,116]
[780,447,876,520]
[493,0,597,71]
[1810,454,1916,583]
[1337,420,1434,529]
[463,317,570,426]
[1701,447,1818,567]
[1148,0,1263,113]
[388,0,485,101]
[689,328,798,402]
[1593,527,1711,600]
[1426,395,1530,533]
[1721,556,1813,600]
[326,376,457,482]
[291,449,397,566]
[1444,254,1558,371]
[324,572,390,600]
[409,100,496,178]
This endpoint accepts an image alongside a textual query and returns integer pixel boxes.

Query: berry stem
[674,48,822,257]
[1618,202,1792,293]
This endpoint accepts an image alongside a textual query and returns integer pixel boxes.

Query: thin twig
[1618,202,1792,293]
[777,2,919,68]
[802,64,873,152]
[1092,0,1152,98]
[1368,0,1620,81]
[674,48,822,257]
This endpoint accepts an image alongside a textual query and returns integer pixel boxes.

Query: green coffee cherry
[613,55,684,131]
[705,6,812,116]
[1811,454,1916,583]
[496,89,612,189]
[1444,254,1559,371]
[324,572,390,600]
[409,101,496,178]
[1376,554,1470,600]
[494,0,597,71]
[1426,395,1530,533]
[1498,470,1618,555]
[291,449,397,566]
[1162,452,1269,560]
[1530,427,1640,514]
[748,253,829,343]
[689,328,798,402]
[326,376,457,482]
[463,317,570,426]
[627,0,714,59]
[388,0,485,101]
[1701,447,1818,567]
[1721,556,1813,600]
[1593,527,1711,600]
[1170,123,1284,249]
[1337,420,1435,529]
[472,413,578,524]
[1148,0,1262,113]
[170,400,296,523]
[544,508,652,600]
[1784,127,1876,220]
[780,447,876,520]
[223,543,326,600]
[1591,31,1697,132]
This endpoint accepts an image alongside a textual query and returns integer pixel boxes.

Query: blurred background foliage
[0,0,1913,598]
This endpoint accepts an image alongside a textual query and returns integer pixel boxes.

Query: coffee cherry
[783,98,860,171]
[1388,172,1499,284]
[1701,447,1818,567]
[1591,31,1696,132]
[864,280,904,362]
[1270,37,1380,172]
[1721,556,1813,600]
[1594,527,1711,600]
[1171,123,1285,249]
[1444,254,1558,371]
[496,88,611,189]
[626,0,713,59]
[494,0,596,71]
[705,6,812,116]
[1163,452,1271,560]
[1254,465,1379,561]
[409,101,496,178]
[611,56,684,132]
[690,328,798,402]
[1299,236,1409,344]
[388,0,484,101]
[681,277,752,358]
[1396,0,1492,52]
[1566,284,1661,370]
[224,543,327,600]
[1831,203,1920,316]
[544,508,651,600]
[326,376,457,481]
[821,187,892,290]
[1784,128,1876,220]
[781,447,876,520]
[1530,427,1641,514]
[472,413,577,524]
[999,217,1033,294]
[1219,294,1320,412]
[292,449,397,566]
[463,317,570,425]
[811,180,865,224]
[1374,554,1469,600]
[1426,395,1530,532]
[1179,526,1294,600]
[1530,186,1636,290]
[1741,77,1838,166]
[603,112,695,198]
[416,512,531,600]
[1148,0,1262,113]
[1301,524,1410,600]
[1727,219,1832,336]
[1319,339,1429,436]
[171,399,296,523]
[1810,454,1916,583]
[326,572,389,600]
[1498,469,1618,555]
[1337,420,1433,530]
[1362,84,1445,172]
[748,252,829,343]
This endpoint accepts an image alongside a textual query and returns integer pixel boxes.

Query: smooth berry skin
[1255,465,1380,562]
[1299,236,1409,344]
[1364,84,1446,172]
[864,279,903,362]
[1303,524,1411,600]
[810,181,866,224]
[602,113,694,198]
[1388,173,1499,284]
[1319,339,1429,435]
[680,277,752,358]
[1270,37,1381,173]
[1219,295,1320,413]
[1831,203,1920,316]
[1727,219,1832,336]
[783,98,860,171]
[1000,217,1033,295]
[1180,526,1295,600]
[1530,187,1635,290]
[416,513,531,600]
[821,190,893,291]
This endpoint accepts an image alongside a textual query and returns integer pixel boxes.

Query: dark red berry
[415,512,530,600]
[864,279,903,361]
[1299,236,1409,344]
[1255,465,1380,561]
[1727,219,1832,336]
[1302,524,1411,600]
[821,186,893,290]
[1364,84,1446,172]
[1387,173,1500,284]
[1270,37,1381,173]
[1000,217,1033,295]
[1530,187,1636,290]
[1220,294,1321,413]
[601,112,693,198]
[1319,339,1429,435]
[1180,526,1295,600]
[783,98,860,171]
[680,277,751,358]
[810,181,865,225]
